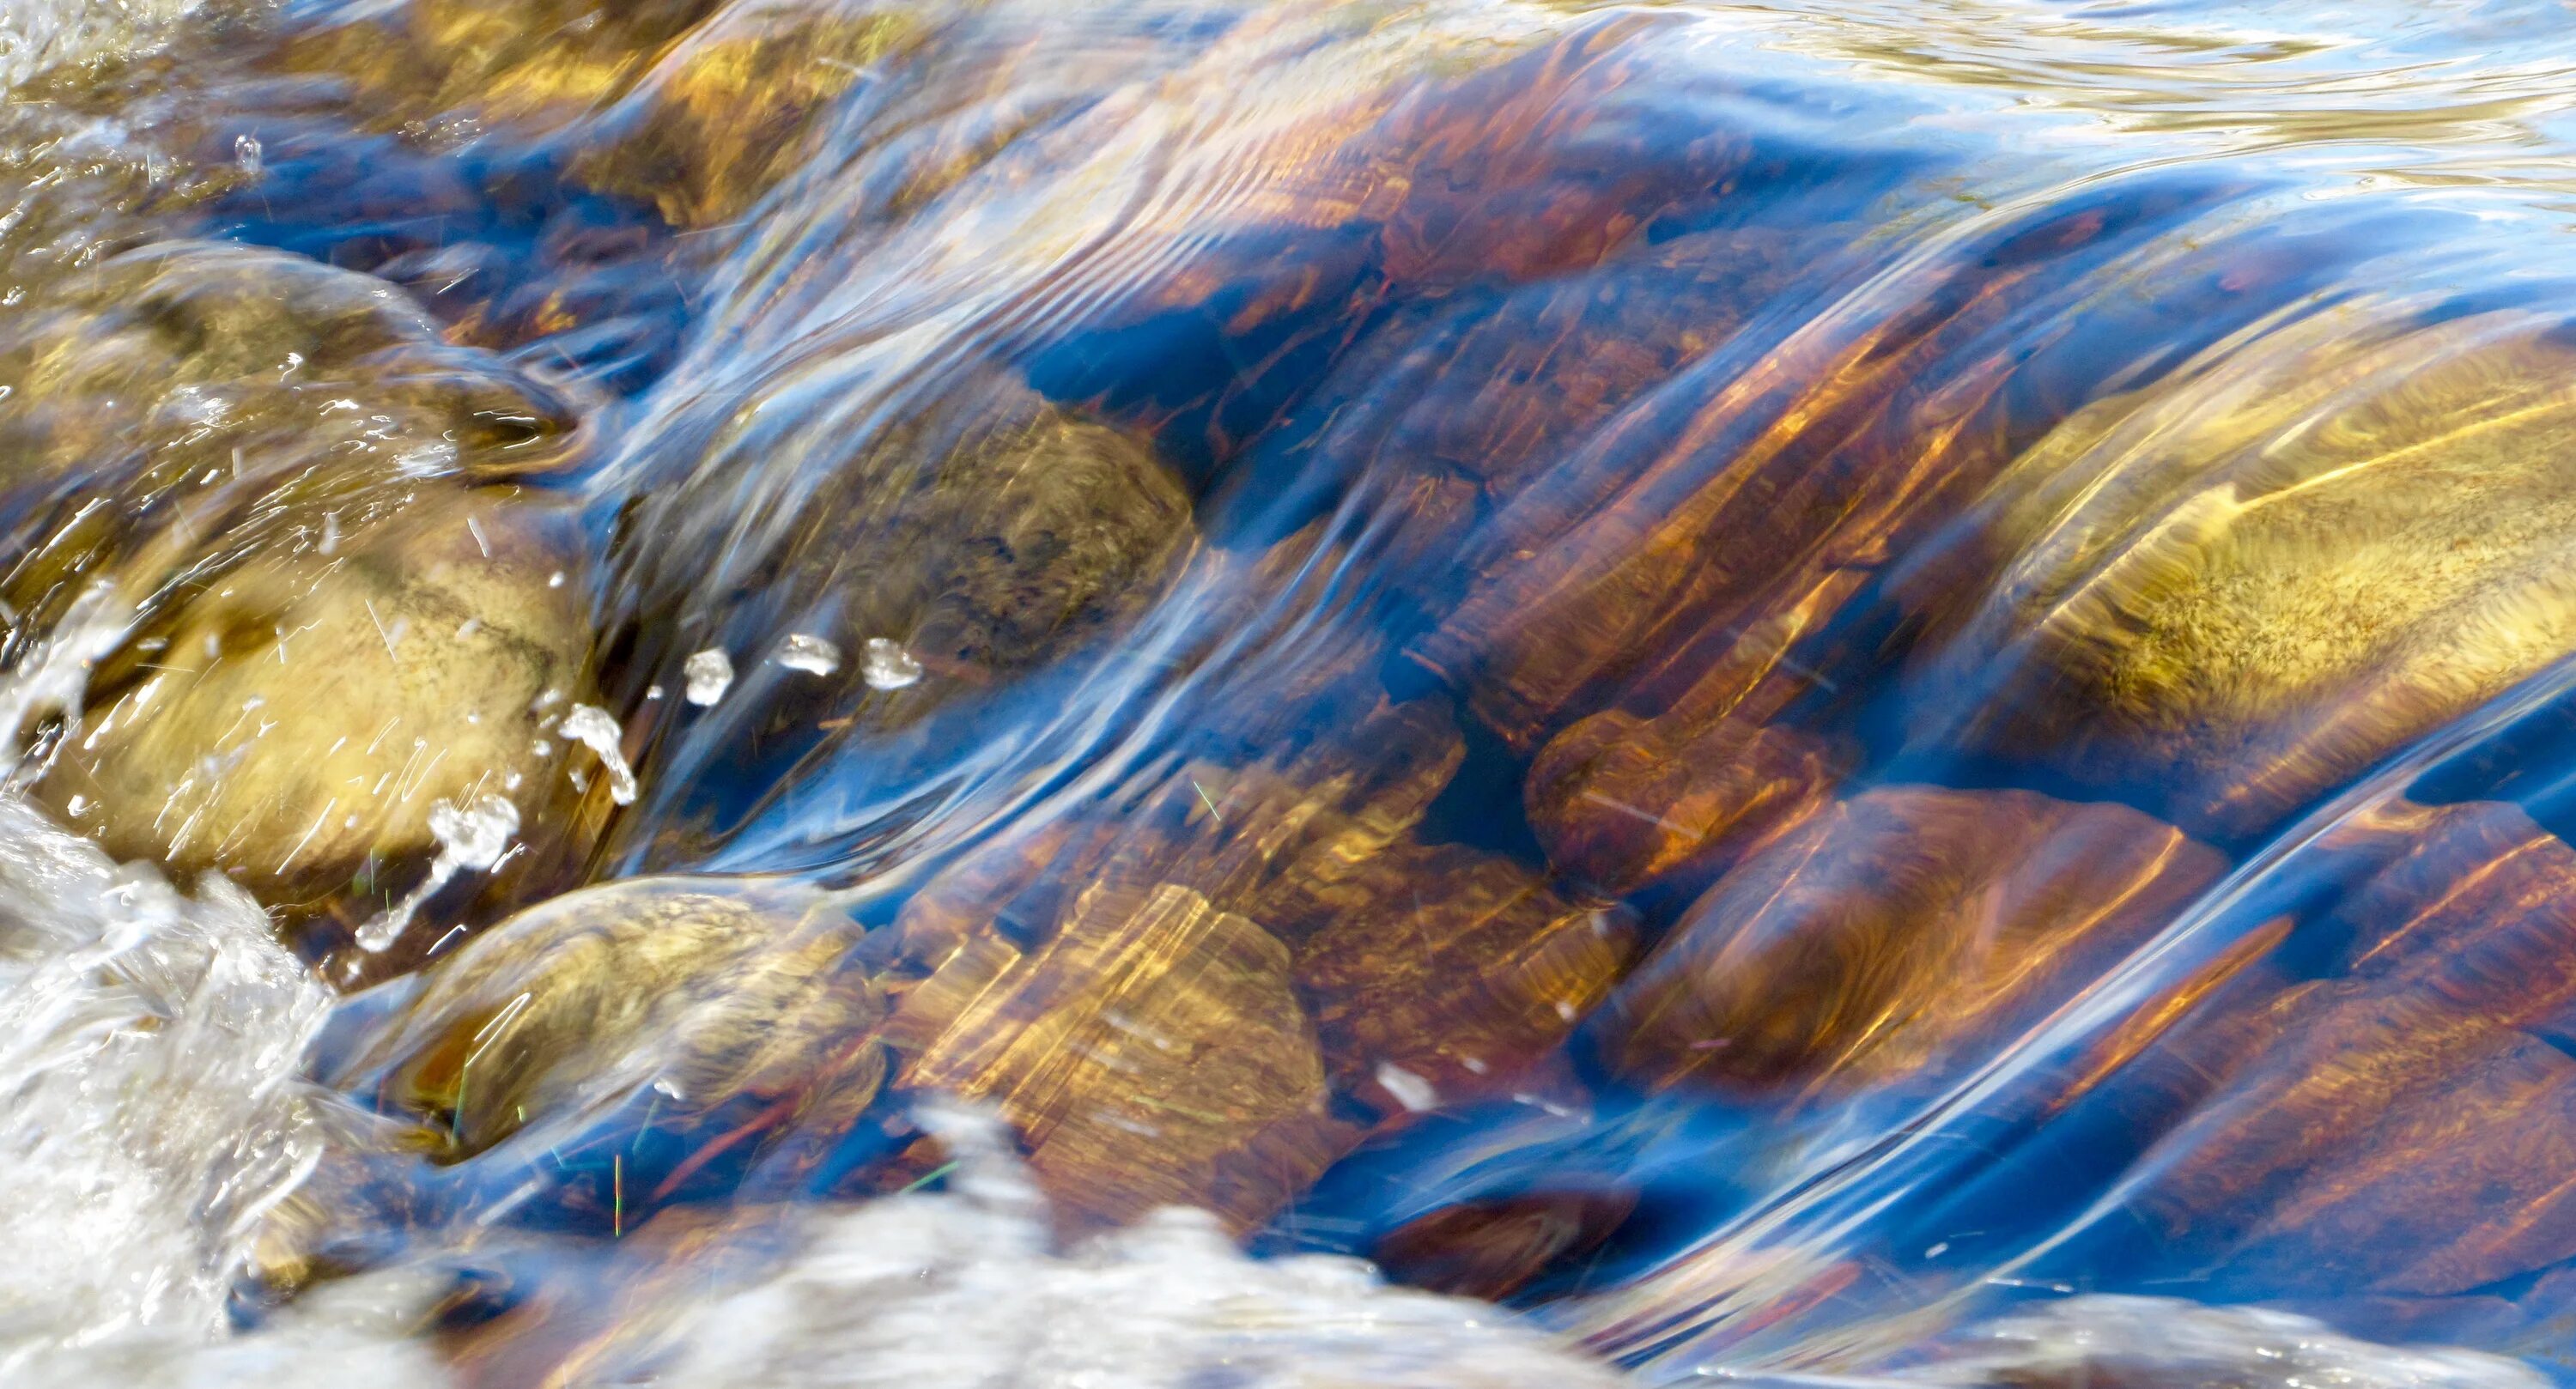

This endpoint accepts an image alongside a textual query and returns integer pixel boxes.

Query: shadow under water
[13,0,2576,1380]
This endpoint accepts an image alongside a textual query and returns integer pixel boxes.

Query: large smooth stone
[890,880,1350,1232]
[40,485,597,918]
[1601,785,2223,1098]
[1910,315,2576,838]
[343,879,887,1190]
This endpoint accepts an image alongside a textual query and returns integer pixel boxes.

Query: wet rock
[341,878,887,1207]
[884,689,1635,1224]
[655,372,1190,696]
[0,237,603,937]
[2041,798,2576,1297]
[1908,316,2576,839]
[1370,1188,1637,1302]
[611,373,1194,859]
[568,3,927,228]
[0,240,580,517]
[38,485,596,922]
[269,0,919,230]
[1525,591,1858,898]
[890,880,1351,1232]
[1528,713,1837,900]
[275,0,729,132]
[1285,841,1637,1117]
[1600,785,2224,1098]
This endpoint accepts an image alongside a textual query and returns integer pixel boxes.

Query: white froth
[355,793,520,953]
[1,0,207,93]
[0,797,333,1371]
[1909,1295,2550,1389]
[645,1102,1628,1389]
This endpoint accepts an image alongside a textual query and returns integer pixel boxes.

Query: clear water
[13,0,2576,1381]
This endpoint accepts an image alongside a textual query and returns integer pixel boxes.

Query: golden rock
[0,241,580,509]
[884,687,1633,1222]
[270,0,918,228]
[276,0,721,131]
[39,484,597,919]
[1911,315,2576,837]
[890,880,1351,1232]
[568,5,926,228]
[343,879,886,1168]
[1601,785,2224,1098]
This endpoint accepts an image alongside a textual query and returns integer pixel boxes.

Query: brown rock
[1286,840,1637,1115]
[1601,785,2225,1098]
[2086,799,2576,1296]
[1372,1188,1637,1302]
[1523,588,1856,896]
[882,688,1636,1225]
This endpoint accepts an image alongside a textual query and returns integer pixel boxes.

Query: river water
[12,0,2576,1382]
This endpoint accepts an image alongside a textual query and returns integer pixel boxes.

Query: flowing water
[15,0,2576,1381]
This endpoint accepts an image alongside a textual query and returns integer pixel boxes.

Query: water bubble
[861,637,924,690]
[683,648,734,705]
[1375,1062,1438,1113]
[778,633,841,676]
[563,704,638,804]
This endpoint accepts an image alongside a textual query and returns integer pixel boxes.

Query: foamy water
[0,0,208,91]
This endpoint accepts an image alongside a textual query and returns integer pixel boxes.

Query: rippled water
[16,0,2576,1380]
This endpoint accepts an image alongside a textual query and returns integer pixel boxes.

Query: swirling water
[15,0,2576,1382]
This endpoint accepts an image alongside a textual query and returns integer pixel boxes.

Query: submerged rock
[891,880,1348,1233]
[1909,316,2576,839]
[340,878,887,1199]
[0,236,605,940]
[611,373,1194,857]
[886,690,1633,1227]
[1600,785,2223,1098]
[38,485,597,924]
[1525,588,1856,899]
[2031,798,2576,1298]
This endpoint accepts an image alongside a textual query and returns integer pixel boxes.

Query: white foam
[355,793,519,953]
[0,0,206,93]
[1912,1295,2549,1389]
[0,796,333,1373]
[643,1102,1629,1389]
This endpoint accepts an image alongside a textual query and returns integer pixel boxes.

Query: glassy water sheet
[15,0,2576,1381]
